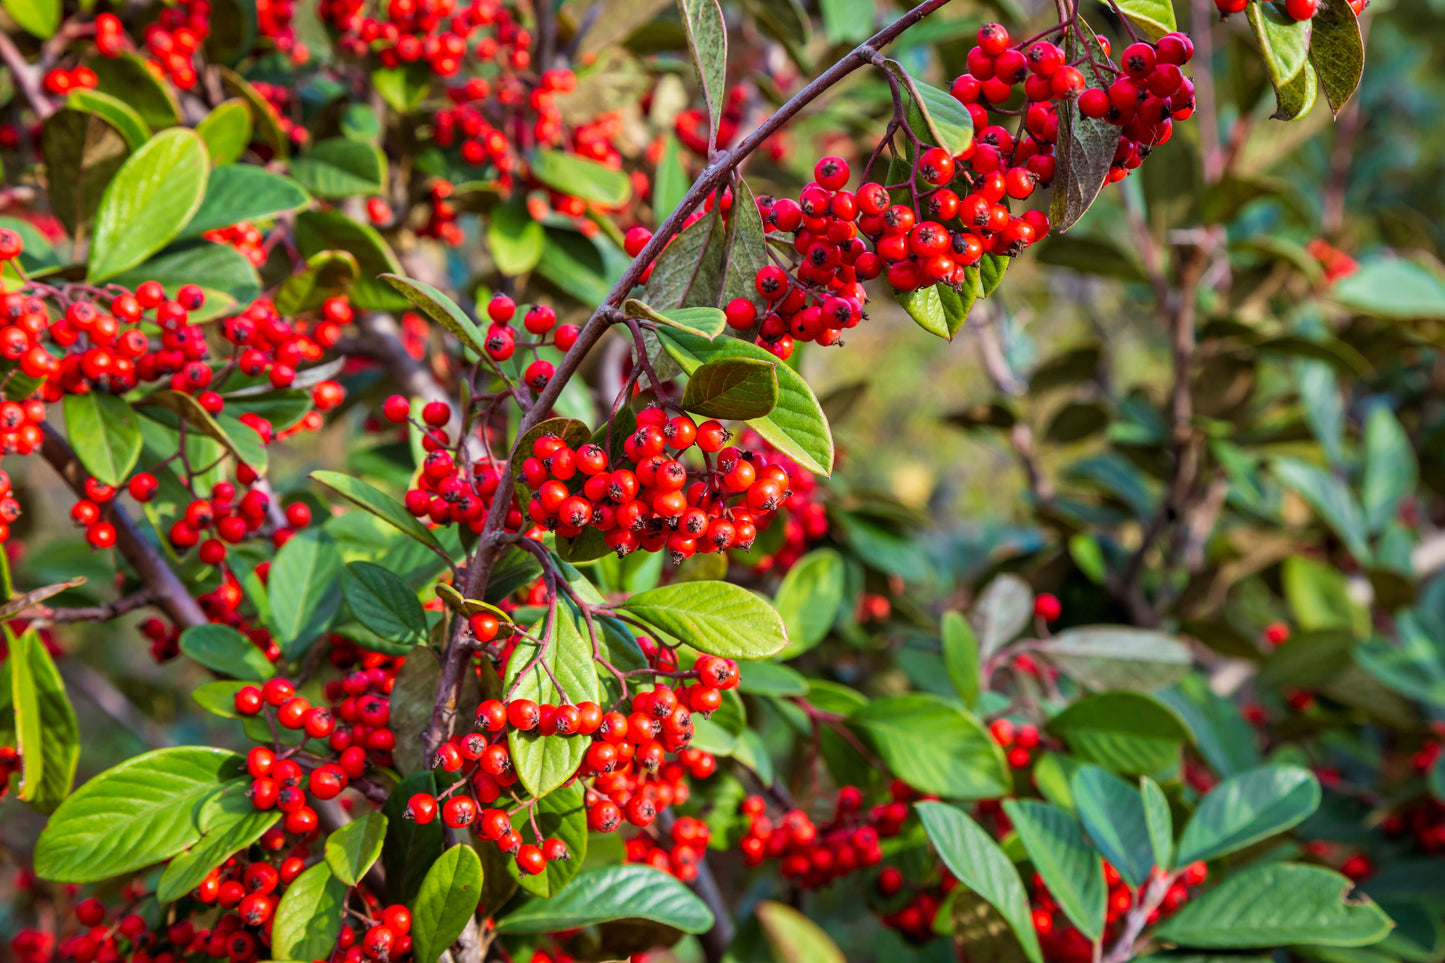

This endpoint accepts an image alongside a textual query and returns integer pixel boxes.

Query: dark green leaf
[1157,674,1261,779]
[1141,776,1173,870]
[620,581,789,660]
[411,844,484,963]
[291,138,386,198]
[718,179,772,319]
[178,623,275,681]
[1362,407,1416,533]
[88,128,209,282]
[1175,765,1321,865]
[295,210,408,311]
[1247,2,1314,119]
[268,529,343,659]
[34,746,240,882]
[488,198,546,276]
[109,240,260,313]
[383,772,445,903]
[1272,457,1371,562]
[496,864,713,934]
[657,327,833,475]
[276,250,358,315]
[372,63,432,113]
[42,109,132,239]
[681,357,779,419]
[311,470,448,557]
[916,801,1045,963]
[1003,799,1106,939]
[849,694,1010,799]
[1308,0,1363,116]
[86,52,181,129]
[180,166,309,237]
[646,208,728,310]
[63,392,142,486]
[64,90,150,149]
[1046,692,1192,775]
[1049,19,1118,233]
[380,272,488,357]
[1070,766,1155,888]
[1154,863,1393,948]
[341,562,427,650]
[677,0,727,148]
[531,150,631,206]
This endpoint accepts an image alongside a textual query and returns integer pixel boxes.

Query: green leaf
[1141,775,1174,870]
[916,801,1045,963]
[88,128,209,282]
[291,138,386,198]
[898,284,953,341]
[1332,258,1445,320]
[380,272,489,357]
[311,470,449,557]
[980,254,1010,297]
[681,357,779,419]
[1355,623,1445,708]
[372,62,432,113]
[505,782,587,897]
[1070,766,1154,888]
[109,239,260,311]
[969,574,1035,659]
[1248,2,1312,90]
[1175,765,1320,866]
[180,165,309,237]
[620,581,789,660]
[42,109,132,239]
[1308,0,1363,116]
[411,844,484,963]
[65,90,150,150]
[34,746,240,882]
[157,806,278,903]
[192,681,248,718]
[268,529,343,659]
[1,0,58,36]
[496,864,713,934]
[489,198,546,276]
[756,900,847,963]
[656,327,833,475]
[677,0,727,148]
[1113,0,1175,37]
[1281,555,1356,633]
[178,623,275,681]
[276,250,359,316]
[271,862,348,961]
[624,300,728,339]
[1049,19,1118,233]
[195,99,254,165]
[382,772,445,903]
[903,75,975,157]
[774,548,845,658]
[9,629,77,813]
[1153,863,1394,949]
[1157,674,1262,779]
[63,392,142,487]
[849,694,1010,799]
[531,150,631,207]
[735,660,809,697]
[506,610,600,797]
[1040,626,1191,692]
[1362,407,1417,533]
[647,208,728,310]
[294,210,407,311]
[653,134,688,223]
[341,562,427,650]
[1046,692,1192,775]
[325,812,387,886]
[943,611,982,710]
[87,52,181,130]
[719,178,773,318]
[1003,799,1106,940]
[1272,457,1371,562]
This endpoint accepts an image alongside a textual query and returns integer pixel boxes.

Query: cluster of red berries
[40,66,98,96]
[1032,861,1208,963]
[415,180,465,246]
[732,429,825,575]
[81,1,216,90]
[321,0,525,77]
[1215,0,1367,21]
[874,861,957,943]
[988,717,1043,769]
[520,407,791,562]
[204,223,269,269]
[622,815,712,882]
[247,81,311,148]
[736,785,899,888]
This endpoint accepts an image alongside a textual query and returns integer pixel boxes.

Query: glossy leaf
[506,610,600,797]
[271,862,348,961]
[63,392,142,487]
[620,580,789,660]
[496,864,713,934]
[294,210,407,310]
[1113,0,1175,38]
[9,628,77,813]
[411,844,484,963]
[341,562,427,650]
[291,138,387,198]
[916,801,1044,963]
[382,772,445,903]
[178,623,275,681]
[850,694,1010,799]
[1049,19,1117,233]
[42,109,132,239]
[657,327,833,475]
[34,747,240,882]
[180,166,309,237]
[311,470,449,557]
[505,782,587,897]
[275,250,358,315]
[1309,0,1364,115]
[1175,765,1321,865]
[774,549,845,658]
[157,805,278,902]
[1070,766,1154,888]
[681,357,779,419]
[380,273,489,357]
[325,812,388,886]
[86,52,181,129]
[1141,775,1174,870]
[1003,799,1106,940]
[1154,863,1393,948]
[268,529,343,659]
[65,90,149,149]
[1046,692,1192,775]
[88,128,209,281]
[195,99,253,165]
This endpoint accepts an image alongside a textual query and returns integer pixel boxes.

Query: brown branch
[29,588,156,624]
[40,425,207,629]
[421,0,960,758]
[0,30,55,120]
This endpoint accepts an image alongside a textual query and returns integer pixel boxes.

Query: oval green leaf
[411,844,484,963]
[620,580,788,660]
[88,128,209,281]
